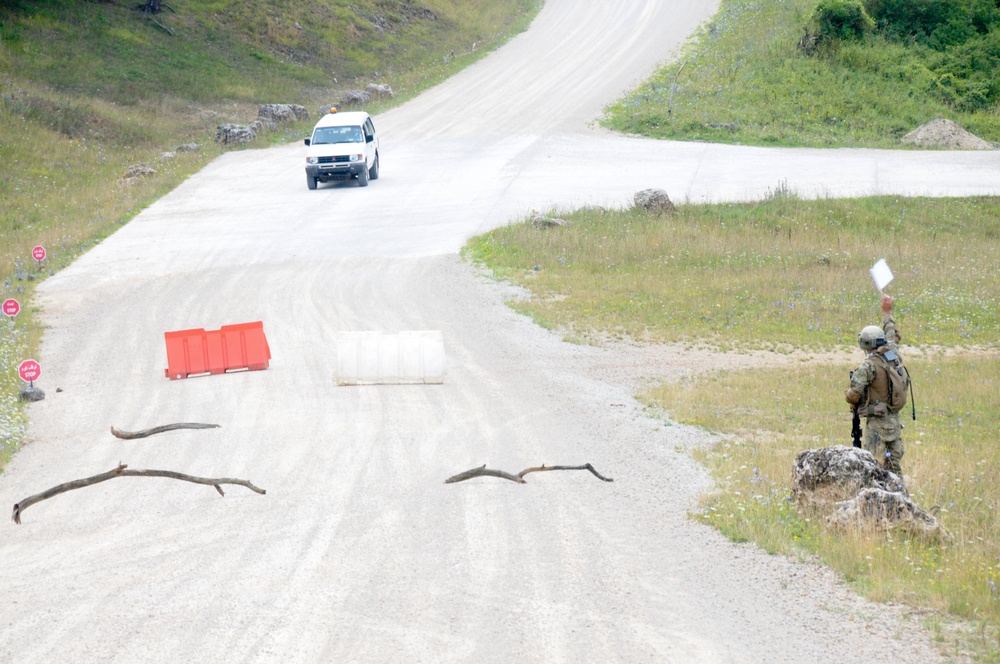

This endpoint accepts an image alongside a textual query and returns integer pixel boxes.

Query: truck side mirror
[304,138,311,146]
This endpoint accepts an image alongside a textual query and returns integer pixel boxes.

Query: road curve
[2,0,991,661]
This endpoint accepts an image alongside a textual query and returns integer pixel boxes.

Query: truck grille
[317,156,350,164]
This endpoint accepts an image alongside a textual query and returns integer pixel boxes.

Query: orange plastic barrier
[164,321,271,380]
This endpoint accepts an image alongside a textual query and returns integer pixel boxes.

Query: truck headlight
[306,157,318,164]
[349,154,362,162]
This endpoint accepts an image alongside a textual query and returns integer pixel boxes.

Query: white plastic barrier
[335,331,445,385]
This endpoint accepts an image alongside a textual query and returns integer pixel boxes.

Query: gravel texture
[0,257,945,662]
[901,117,996,150]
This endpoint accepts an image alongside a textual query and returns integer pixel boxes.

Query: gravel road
[3,0,995,661]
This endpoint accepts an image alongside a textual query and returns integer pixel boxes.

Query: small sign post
[2,298,19,321]
[32,245,46,268]
[18,359,41,388]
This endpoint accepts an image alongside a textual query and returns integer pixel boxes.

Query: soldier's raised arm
[881,294,900,349]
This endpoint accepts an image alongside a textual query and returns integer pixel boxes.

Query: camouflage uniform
[846,315,904,475]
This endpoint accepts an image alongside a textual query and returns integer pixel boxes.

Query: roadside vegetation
[649,355,999,657]
[466,199,1000,659]
[0,0,542,468]
[603,0,1000,147]
[467,198,999,350]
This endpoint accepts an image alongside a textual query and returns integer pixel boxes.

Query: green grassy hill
[2,0,537,107]
[603,0,1000,148]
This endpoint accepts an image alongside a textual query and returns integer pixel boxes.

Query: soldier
[845,294,905,476]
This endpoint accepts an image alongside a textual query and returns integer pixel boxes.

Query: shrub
[864,0,1000,45]
[813,0,876,40]
[926,30,1000,110]
[863,0,955,39]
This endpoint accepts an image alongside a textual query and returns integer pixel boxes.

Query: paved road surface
[3,0,995,661]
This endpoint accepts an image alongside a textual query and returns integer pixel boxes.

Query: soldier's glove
[845,388,862,405]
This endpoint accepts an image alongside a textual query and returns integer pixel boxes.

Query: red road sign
[32,245,46,262]
[2,299,19,317]
[18,359,41,382]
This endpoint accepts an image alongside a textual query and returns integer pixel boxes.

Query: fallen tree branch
[12,463,265,524]
[445,463,613,484]
[145,15,174,35]
[110,422,220,439]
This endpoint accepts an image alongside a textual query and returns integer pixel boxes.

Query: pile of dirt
[901,117,995,149]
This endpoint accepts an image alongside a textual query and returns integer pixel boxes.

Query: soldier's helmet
[858,325,887,351]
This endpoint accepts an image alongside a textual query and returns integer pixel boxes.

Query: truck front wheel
[307,175,318,190]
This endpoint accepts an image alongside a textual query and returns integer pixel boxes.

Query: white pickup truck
[303,109,380,190]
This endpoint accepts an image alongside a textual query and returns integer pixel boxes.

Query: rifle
[849,370,862,448]
[851,405,862,448]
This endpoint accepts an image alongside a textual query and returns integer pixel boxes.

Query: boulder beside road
[828,488,951,542]
[634,188,675,215]
[792,445,906,512]
[792,446,948,541]
[215,123,256,145]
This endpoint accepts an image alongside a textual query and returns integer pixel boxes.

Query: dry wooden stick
[146,15,175,35]
[12,463,265,524]
[445,463,613,484]
[110,423,220,439]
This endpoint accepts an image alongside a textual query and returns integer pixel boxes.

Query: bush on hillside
[798,0,874,54]
[800,0,1000,112]
[927,29,1000,111]
[815,0,875,40]
[863,0,1000,47]
[863,0,956,39]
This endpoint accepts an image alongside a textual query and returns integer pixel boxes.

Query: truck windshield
[312,126,363,144]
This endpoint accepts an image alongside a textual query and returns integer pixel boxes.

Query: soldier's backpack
[872,349,910,414]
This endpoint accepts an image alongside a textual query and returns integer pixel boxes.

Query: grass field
[466,199,1000,349]
[466,198,1000,659]
[646,354,999,643]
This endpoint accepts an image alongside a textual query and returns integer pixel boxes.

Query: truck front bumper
[306,162,366,181]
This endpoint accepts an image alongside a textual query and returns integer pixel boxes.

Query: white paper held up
[870,258,894,291]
